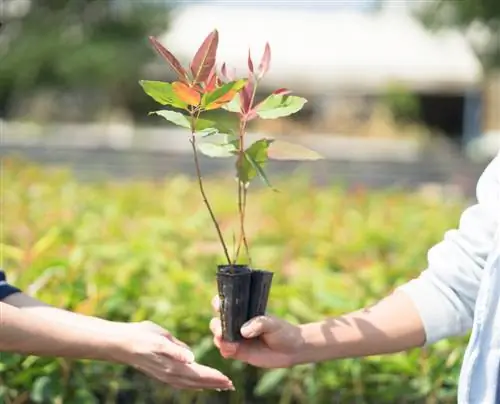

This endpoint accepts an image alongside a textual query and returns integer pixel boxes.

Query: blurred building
[159,2,484,147]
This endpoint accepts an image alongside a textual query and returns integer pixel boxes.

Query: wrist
[288,323,321,365]
[96,324,131,364]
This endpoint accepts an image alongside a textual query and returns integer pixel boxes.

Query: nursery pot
[217,265,274,342]
[248,269,274,319]
[217,264,252,342]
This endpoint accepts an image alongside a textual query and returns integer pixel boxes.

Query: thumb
[241,316,281,339]
[160,339,195,363]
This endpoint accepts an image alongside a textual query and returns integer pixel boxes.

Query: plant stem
[242,186,251,265]
[189,110,231,265]
[235,121,246,265]
[234,78,259,265]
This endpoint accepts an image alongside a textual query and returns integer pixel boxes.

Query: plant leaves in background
[255,368,289,396]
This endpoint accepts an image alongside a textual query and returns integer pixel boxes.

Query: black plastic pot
[248,270,274,318]
[217,265,252,342]
[217,265,274,342]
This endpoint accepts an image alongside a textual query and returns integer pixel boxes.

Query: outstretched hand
[116,320,234,390]
[209,296,303,369]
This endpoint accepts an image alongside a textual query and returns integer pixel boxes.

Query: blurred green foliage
[0,0,169,119]
[418,0,500,68]
[382,83,421,124]
[0,159,470,403]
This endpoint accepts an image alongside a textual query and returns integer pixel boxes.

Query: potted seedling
[139,29,322,341]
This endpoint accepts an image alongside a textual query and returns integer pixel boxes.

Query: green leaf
[222,93,242,113]
[255,368,289,396]
[245,151,275,190]
[73,389,99,404]
[150,111,215,131]
[202,79,247,108]
[197,142,237,158]
[238,139,275,189]
[256,94,307,119]
[139,80,188,109]
[31,376,57,403]
[268,140,324,161]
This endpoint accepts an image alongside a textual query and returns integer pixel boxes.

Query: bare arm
[294,155,499,365]
[0,301,119,361]
[292,291,425,365]
[2,292,123,332]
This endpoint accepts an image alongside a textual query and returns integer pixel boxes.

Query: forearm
[0,302,122,361]
[292,291,425,365]
[2,293,121,332]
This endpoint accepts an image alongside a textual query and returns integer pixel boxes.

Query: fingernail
[241,323,255,338]
[241,320,253,330]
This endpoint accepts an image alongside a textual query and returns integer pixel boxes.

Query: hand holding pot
[115,320,234,390]
[210,296,303,368]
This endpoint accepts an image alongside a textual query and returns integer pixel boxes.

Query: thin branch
[189,108,231,265]
[234,78,259,265]
[242,186,251,266]
[235,121,246,265]
[189,135,231,265]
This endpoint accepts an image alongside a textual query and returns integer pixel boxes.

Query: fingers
[166,334,190,350]
[209,317,239,358]
[142,360,234,391]
[209,317,221,337]
[241,316,280,339]
[160,339,195,363]
[211,295,220,313]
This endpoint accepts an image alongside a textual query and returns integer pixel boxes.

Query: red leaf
[205,65,218,92]
[221,63,228,80]
[149,36,190,83]
[258,42,271,79]
[190,29,219,84]
[220,62,235,82]
[248,49,254,73]
[240,77,254,113]
[172,82,201,106]
[273,88,292,95]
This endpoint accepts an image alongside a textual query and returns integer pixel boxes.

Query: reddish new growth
[140,29,322,267]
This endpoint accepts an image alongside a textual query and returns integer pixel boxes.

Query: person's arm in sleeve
[397,156,499,344]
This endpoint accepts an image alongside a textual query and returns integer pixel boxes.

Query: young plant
[139,29,322,341]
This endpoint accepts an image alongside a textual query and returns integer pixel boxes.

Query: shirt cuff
[0,271,22,300]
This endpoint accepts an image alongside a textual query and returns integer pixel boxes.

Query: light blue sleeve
[397,156,500,345]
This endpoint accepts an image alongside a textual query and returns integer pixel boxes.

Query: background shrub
[1,158,469,403]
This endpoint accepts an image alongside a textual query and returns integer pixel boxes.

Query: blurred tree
[0,0,171,121]
[417,0,500,69]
